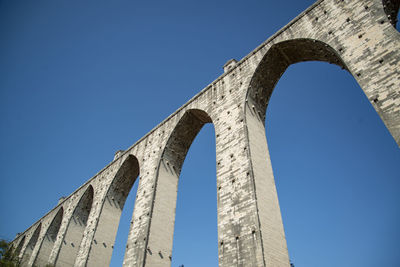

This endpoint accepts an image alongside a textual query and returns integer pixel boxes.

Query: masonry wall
[10,0,399,266]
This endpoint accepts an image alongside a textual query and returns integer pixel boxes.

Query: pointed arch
[21,223,41,265]
[244,35,400,265]
[163,109,213,174]
[247,37,400,146]
[86,154,140,266]
[247,38,347,120]
[14,235,26,259]
[243,38,356,265]
[33,207,64,266]
[55,185,94,266]
[142,108,214,266]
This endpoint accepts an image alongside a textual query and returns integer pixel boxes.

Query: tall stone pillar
[214,102,290,266]
[123,148,166,267]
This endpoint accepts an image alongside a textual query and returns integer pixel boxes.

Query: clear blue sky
[1,1,399,267]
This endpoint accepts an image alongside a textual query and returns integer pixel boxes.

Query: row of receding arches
[12,154,142,266]
[12,109,213,266]
[13,184,94,266]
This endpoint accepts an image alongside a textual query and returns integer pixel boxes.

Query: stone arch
[14,235,26,258]
[243,35,400,265]
[86,155,140,267]
[247,38,347,120]
[381,0,399,28]
[33,207,63,266]
[142,109,214,266]
[55,185,94,266]
[21,223,41,265]
[163,109,213,174]
[247,36,400,145]
[242,38,364,266]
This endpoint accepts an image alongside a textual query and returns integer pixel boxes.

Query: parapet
[223,59,237,73]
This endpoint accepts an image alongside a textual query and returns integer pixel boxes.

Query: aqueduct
[10,0,399,266]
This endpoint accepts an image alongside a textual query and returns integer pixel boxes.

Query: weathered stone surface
[10,0,399,266]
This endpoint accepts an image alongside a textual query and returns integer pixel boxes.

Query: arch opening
[144,109,216,266]
[163,109,212,174]
[247,39,400,266]
[171,120,217,266]
[33,207,63,266]
[21,223,41,266]
[109,175,139,267]
[55,185,94,266]
[14,235,25,259]
[86,155,140,267]
[248,39,346,118]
